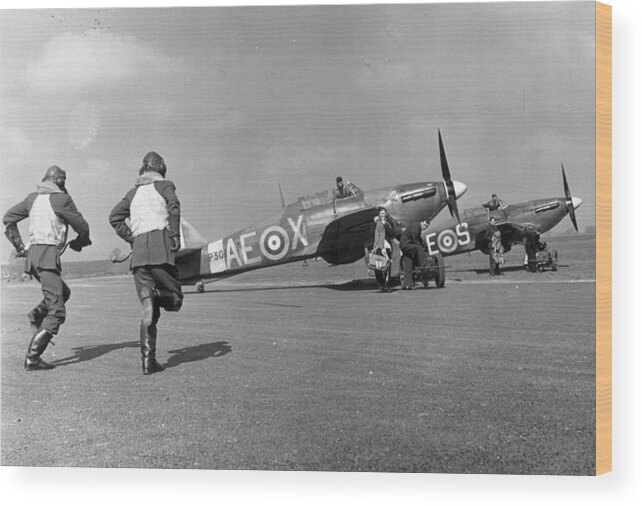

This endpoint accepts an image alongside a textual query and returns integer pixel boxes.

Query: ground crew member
[524,227,540,273]
[483,194,507,211]
[369,207,397,293]
[3,165,91,370]
[485,217,503,275]
[399,220,429,290]
[109,152,183,375]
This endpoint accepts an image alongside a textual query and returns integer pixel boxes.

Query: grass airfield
[1,235,596,474]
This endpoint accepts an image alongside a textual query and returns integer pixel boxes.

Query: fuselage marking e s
[425,222,471,255]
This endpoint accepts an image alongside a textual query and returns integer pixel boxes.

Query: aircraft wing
[496,221,540,244]
[317,207,380,264]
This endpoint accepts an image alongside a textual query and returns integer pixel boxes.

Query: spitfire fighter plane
[156,131,467,292]
[421,165,582,260]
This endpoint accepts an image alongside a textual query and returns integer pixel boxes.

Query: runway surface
[1,235,596,474]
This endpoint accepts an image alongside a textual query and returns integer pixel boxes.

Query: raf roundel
[437,229,458,253]
[259,225,291,261]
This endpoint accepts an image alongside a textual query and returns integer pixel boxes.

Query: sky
[0,1,597,261]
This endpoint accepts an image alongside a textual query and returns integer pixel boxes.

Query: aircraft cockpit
[335,180,362,200]
[297,180,363,210]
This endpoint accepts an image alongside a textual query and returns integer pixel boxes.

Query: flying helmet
[141,151,167,177]
[42,165,67,191]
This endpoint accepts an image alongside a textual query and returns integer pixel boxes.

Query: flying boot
[140,320,164,375]
[139,287,164,374]
[24,328,55,371]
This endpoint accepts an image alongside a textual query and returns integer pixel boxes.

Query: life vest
[130,183,168,237]
[28,194,68,247]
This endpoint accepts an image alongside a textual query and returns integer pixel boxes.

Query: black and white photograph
[0,0,633,503]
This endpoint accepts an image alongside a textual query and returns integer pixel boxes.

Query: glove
[69,237,91,252]
[169,235,181,253]
[5,224,25,254]
[69,239,83,252]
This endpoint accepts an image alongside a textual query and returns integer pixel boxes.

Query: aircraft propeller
[438,129,461,223]
[562,163,578,232]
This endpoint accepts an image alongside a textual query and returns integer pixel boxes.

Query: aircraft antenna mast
[278,179,286,209]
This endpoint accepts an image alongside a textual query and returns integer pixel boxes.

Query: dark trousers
[133,264,183,311]
[133,265,183,362]
[401,244,426,267]
[400,244,426,288]
[525,245,537,272]
[489,252,500,275]
[32,269,70,335]
[400,255,414,288]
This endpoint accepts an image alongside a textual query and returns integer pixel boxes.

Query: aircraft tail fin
[179,219,209,250]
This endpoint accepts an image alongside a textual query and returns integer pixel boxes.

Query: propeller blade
[562,164,578,232]
[562,163,571,199]
[448,194,460,223]
[438,129,461,223]
[438,129,450,182]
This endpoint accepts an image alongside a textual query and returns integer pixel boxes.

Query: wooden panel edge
[595,0,612,476]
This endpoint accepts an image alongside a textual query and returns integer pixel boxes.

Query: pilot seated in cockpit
[483,193,507,211]
[333,176,353,199]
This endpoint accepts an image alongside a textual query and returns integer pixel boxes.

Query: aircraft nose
[453,181,467,199]
[572,196,583,209]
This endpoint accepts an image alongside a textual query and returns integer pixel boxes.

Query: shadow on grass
[52,340,139,366]
[164,341,232,369]
[463,265,566,275]
[458,265,528,275]
[186,277,404,294]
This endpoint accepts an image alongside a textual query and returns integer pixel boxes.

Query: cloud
[67,101,101,151]
[25,30,174,95]
[1,127,33,166]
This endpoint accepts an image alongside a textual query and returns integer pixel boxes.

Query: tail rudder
[179,219,208,251]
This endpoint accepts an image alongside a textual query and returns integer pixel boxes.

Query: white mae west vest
[29,194,68,247]
[130,183,168,237]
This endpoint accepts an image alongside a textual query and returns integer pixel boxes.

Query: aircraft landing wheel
[433,253,445,288]
[196,281,205,293]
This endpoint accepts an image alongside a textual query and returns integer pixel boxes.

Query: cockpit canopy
[297,180,363,209]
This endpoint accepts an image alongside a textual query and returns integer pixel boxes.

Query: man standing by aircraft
[109,152,183,375]
[3,165,92,370]
[399,220,429,290]
[485,217,504,275]
[369,207,399,293]
[524,227,541,273]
